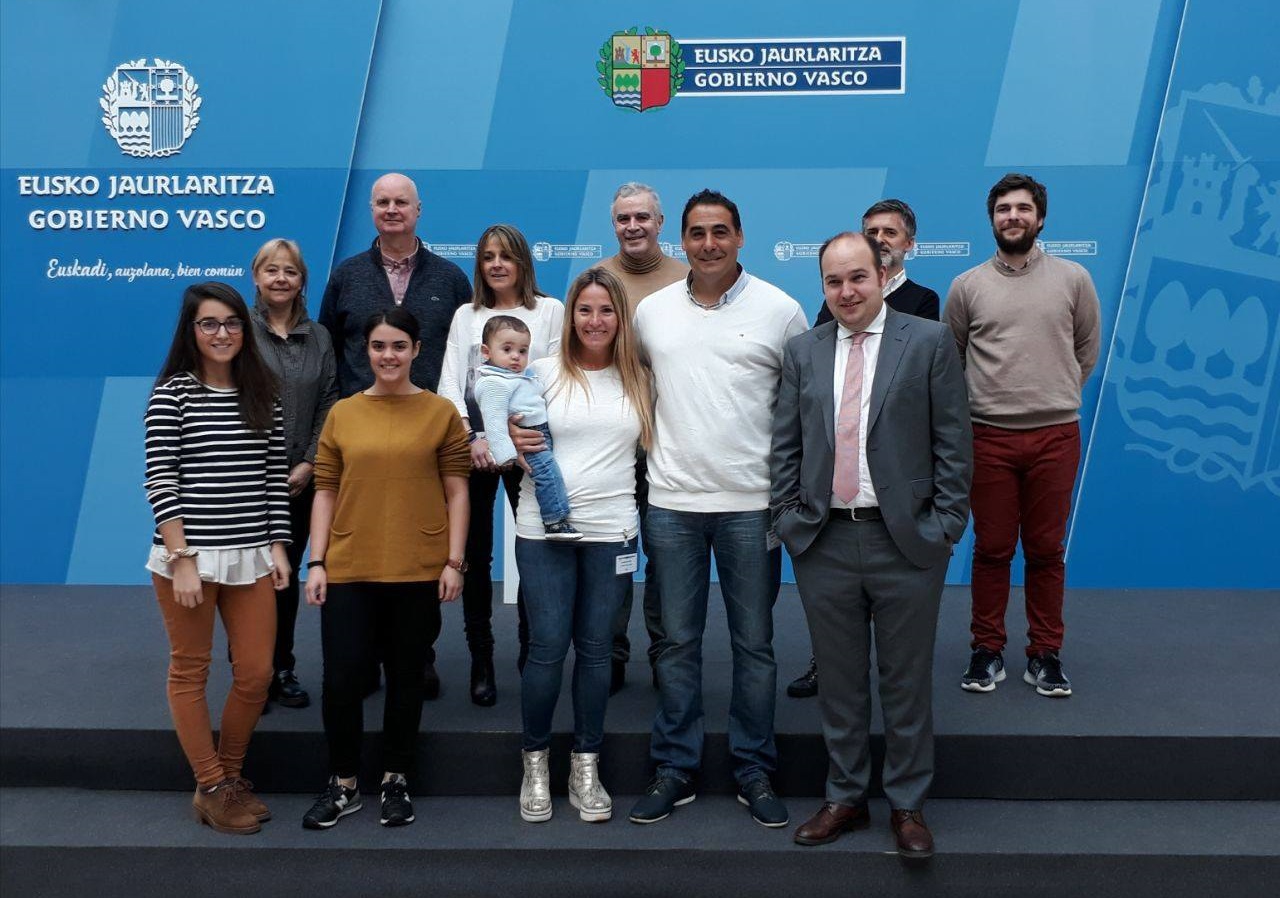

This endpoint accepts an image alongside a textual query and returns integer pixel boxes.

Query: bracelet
[469,431,485,444]
[306,559,326,570]
[160,546,198,564]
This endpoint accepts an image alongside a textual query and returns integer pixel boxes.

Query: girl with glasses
[144,282,291,834]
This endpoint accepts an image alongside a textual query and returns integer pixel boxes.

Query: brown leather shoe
[890,809,934,859]
[226,776,271,821]
[793,801,870,846]
[192,779,261,834]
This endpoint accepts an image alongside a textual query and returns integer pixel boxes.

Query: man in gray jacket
[771,231,971,857]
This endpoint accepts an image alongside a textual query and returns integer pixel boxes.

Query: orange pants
[153,574,276,787]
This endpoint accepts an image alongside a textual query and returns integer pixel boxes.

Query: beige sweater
[599,252,689,308]
[945,248,1101,429]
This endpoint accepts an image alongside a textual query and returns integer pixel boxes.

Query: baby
[473,315,581,541]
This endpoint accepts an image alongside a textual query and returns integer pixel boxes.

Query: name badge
[616,553,639,575]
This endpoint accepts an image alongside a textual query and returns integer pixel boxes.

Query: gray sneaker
[960,648,1006,692]
[1025,652,1072,697]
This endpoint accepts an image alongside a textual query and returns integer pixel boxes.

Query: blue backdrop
[1,0,1275,587]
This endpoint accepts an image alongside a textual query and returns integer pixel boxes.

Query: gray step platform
[4,585,1279,800]
[2,790,1276,898]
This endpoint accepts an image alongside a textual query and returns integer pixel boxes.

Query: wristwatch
[446,558,469,573]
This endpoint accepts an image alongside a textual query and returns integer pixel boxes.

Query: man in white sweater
[628,190,808,828]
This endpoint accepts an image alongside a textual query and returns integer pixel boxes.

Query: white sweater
[436,297,565,428]
[515,358,641,542]
[635,274,808,512]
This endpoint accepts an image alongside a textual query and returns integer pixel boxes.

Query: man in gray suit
[770,232,971,858]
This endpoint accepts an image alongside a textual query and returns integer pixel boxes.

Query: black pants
[463,467,526,657]
[273,486,313,673]
[321,581,442,777]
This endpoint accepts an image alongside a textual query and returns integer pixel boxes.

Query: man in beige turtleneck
[598,182,689,695]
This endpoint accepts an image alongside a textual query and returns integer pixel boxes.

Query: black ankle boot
[470,655,496,706]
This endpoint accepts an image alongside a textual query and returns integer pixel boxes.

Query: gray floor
[3,790,1277,856]
[2,583,1278,738]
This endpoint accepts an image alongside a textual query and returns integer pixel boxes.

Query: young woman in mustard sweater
[302,307,470,830]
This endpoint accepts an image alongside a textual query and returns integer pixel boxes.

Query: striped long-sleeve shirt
[144,371,291,549]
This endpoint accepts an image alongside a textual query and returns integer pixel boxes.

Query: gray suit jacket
[770,309,973,568]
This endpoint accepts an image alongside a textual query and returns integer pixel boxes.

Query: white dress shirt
[830,301,887,509]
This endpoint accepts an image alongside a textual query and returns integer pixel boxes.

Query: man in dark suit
[813,198,940,326]
[793,200,942,700]
[770,232,971,858]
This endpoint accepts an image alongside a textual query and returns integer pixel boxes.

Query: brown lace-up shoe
[227,776,271,821]
[890,808,934,859]
[793,801,870,845]
[192,779,261,834]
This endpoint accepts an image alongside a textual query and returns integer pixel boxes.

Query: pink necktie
[833,331,869,504]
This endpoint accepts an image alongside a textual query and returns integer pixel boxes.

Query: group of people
[143,170,1100,858]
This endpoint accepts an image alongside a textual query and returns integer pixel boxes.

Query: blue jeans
[525,423,571,525]
[645,506,781,785]
[517,536,633,753]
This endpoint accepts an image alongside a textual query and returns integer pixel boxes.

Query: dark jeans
[320,581,441,777]
[517,537,632,753]
[274,485,313,674]
[525,423,571,525]
[645,506,781,786]
[463,466,526,658]
[611,448,665,665]
[969,421,1080,657]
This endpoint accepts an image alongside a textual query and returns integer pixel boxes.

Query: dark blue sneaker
[544,520,583,541]
[302,776,362,830]
[960,648,1005,693]
[1024,652,1072,697]
[737,777,789,828]
[628,774,695,824]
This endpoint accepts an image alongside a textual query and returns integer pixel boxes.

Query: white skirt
[145,545,275,586]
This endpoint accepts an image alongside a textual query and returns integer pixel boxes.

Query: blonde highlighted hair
[553,267,653,450]
[250,237,308,329]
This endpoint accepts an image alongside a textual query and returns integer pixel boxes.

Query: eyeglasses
[194,317,244,335]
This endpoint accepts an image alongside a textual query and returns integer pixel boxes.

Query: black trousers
[321,581,442,777]
[462,467,527,657]
[273,486,313,673]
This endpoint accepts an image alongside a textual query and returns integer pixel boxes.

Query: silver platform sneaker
[568,752,612,822]
[520,749,553,822]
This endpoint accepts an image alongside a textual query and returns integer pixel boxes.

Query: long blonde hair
[554,267,653,450]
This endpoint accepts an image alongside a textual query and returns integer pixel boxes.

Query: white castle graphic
[1110,76,1280,496]
[101,58,201,158]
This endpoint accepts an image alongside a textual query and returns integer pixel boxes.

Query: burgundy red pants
[969,421,1080,657]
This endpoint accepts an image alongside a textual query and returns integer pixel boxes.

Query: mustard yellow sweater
[314,391,470,583]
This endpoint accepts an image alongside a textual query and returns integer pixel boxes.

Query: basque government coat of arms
[599,27,683,112]
[100,58,201,157]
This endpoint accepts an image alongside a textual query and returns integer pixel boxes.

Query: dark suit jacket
[814,278,940,326]
[770,309,972,568]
